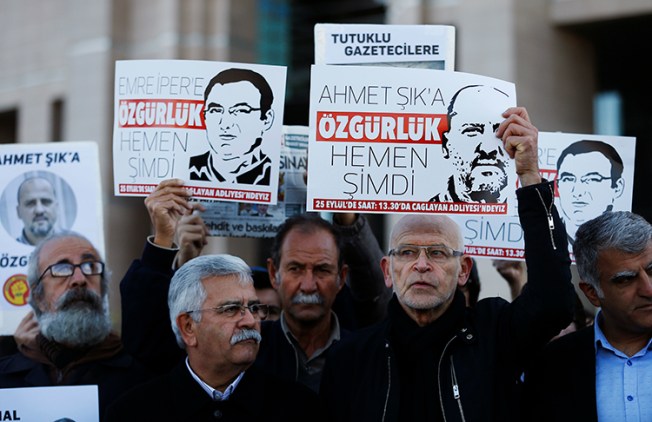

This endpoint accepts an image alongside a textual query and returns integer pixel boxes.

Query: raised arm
[120,179,193,374]
[332,213,391,328]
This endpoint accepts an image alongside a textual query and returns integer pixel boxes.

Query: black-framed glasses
[38,261,105,282]
[204,105,262,118]
[557,173,611,187]
[187,303,269,320]
[388,244,463,263]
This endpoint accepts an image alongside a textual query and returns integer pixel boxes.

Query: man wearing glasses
[320,107,576,421]
[105,254,319,421]
[0,232,147,416]
[188,68,275,186]
[556,140,625,244]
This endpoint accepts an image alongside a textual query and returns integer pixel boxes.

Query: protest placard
[197,126,308,238]
[113,60,287,204]
[452,132,636,261]
[307,64,518,216]
[315,23,455,70]
[0,141,104,334]
[0,385,99,421]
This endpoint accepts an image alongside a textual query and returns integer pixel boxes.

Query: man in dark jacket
[0,232,147,418]
[119,178,390,393]
[105,254,320,422]
[524,211,652,421]
[319,106,576,421]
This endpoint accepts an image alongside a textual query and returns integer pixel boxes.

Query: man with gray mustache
[0,232,148,417]
[253,213,353,393]
[105,254,320,421]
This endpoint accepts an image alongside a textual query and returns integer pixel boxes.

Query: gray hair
[573,211,652,294]
[168,254,253,349]
[27,231,110,316]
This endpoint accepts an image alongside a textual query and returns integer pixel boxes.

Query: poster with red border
[113,60,287,205]
[307,64,518,216]
[452,132,636,261]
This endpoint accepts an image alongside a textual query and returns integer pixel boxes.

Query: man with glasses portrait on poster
[555,140,625,244]
[188,68,275,186]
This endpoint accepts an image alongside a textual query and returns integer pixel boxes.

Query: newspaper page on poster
[0,142,104,335]
[197,126,308,238]
[307,64,518,216]
[452,132,636,261]
[314,23,456,70]
[113,60,287,205]
[0,385,99,421]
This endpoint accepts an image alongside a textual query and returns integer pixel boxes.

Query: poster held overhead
[113,60,287,205]
[451,132,636,261]
[195,125,309,238]
[315,23,456,70]
[307,64,518,216]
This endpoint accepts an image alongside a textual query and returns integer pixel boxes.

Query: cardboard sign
[307,65,518,216]
[198,126,308,238]
[113,60,287,204]
[315,23,456,70]
[0,141,104,334]
[0,385,99,421]
[452,132,636,261]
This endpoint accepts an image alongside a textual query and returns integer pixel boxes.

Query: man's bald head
[389,214,463,251]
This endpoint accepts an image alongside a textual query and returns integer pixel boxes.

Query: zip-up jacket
[319,181,575,422]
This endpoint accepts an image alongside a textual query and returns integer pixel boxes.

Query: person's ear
[336,264,348,293]
[578,281,602,308]
[442,132,450,159]
[267,258,280,290]
[380,256,393,288]
[613,177,625,199]
[262,109,274,131]
[177,313,198,348]
[457,256,473,287]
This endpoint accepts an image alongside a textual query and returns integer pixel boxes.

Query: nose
[219,112,238,129]
[638,272,652,298]
[68,266,88,288]
[413,249,432,272]
[299,270,318,293]
[237,307,257,327]
[474,133,501,156]
[34,200,46,213]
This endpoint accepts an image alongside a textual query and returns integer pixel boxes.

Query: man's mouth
[571,201,589,209]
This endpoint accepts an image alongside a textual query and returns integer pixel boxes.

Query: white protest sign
[198,126,308,238]
[307,65,517,216]
[0,142,104,335]
[315,23,456,70]
[453,132,636,261]
[113,60,287,204]
[0,385,99,421]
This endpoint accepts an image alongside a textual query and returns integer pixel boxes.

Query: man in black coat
[105,254,320,421]
[119,178,390,393]
[320,107,576,421]
[524,211,652,421]
[0,232,147,418]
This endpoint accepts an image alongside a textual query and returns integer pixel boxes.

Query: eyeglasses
[388,244,463,263]
[204,105,261,118]
[38,261,105,282]
[187,303,269,320]
[557,174,611,187]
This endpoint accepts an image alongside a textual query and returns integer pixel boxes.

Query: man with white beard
[0,232,147,416]
[105,254,320,421]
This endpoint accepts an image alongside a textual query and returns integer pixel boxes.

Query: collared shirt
[280,311,341,392]
[185,357,245,401]
[594,311,652,422]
